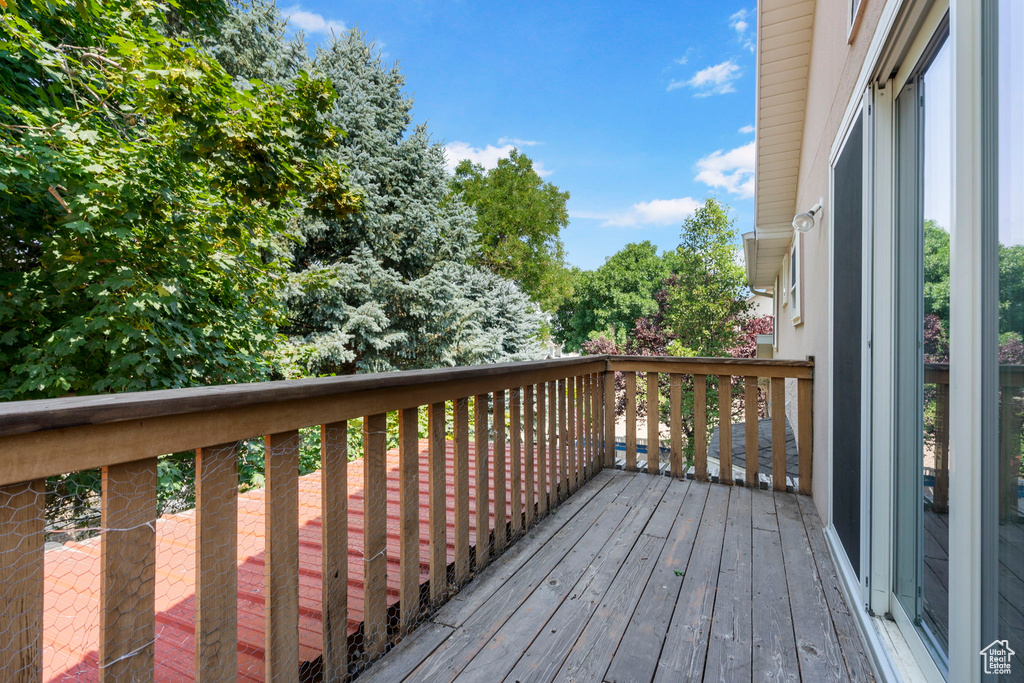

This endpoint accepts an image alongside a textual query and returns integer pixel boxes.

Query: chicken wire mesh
[2,378,593,681]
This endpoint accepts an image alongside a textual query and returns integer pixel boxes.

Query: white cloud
[571,197,702,228]
[283,5,346,35]
[672,60,742,96]
[497,137,540,147]
[674,56,688,65]
[443,141,552,177]
[739,124,755,134]
[694,141,755,198]
[729,8,756,52]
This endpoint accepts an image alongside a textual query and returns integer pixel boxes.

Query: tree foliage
[660,198,750,357]
[451,150,572,310]
[555,241,680,351]
[229,26,548,373]
[0,0,359,400]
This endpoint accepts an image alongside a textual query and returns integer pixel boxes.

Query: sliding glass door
[893,19,951,668]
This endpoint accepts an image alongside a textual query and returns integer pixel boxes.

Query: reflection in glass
[920,38,951,654]
[986,1,1024,678]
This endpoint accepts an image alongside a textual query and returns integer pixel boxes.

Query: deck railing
[0,354,812,682]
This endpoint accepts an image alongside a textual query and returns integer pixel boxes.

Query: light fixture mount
[792,198,823,233]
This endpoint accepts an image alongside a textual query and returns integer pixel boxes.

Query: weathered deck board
[703,485,753,682]
[363,471,874,683]
[751,488,799,683]
[604,478,704,682]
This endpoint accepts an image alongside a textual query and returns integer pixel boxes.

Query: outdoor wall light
[792,198,823,233]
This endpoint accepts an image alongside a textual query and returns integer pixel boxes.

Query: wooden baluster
[558,379,568,503]
[399,408,420,635]
[428,404,447,606]
[647,372,660,475]
[567,377,577,493]
[361,416,388,659]
[548,381,558,507]
[932,384,949,512]
[745,377,759,488]
[100,458,157,683]
[670,374,683,478]
[694,375,708,481]
[524,386,536,529]
[771,378,787,492]
[510,388,523,540]
[625,371,637,471]
[604,371,616,468]
[454,399,471,585]
[493,391,507,555]
[1000,385,1022,522]
[577,375,586,486]
[536,383,548,518]
[583,374,592,481]
[798,378,814,496]
[718,375,733,485]
[0,480,44,682]
[196,443,239,682]
[474,394,490,569]
[590,373,599,476]
[321,422,349,680]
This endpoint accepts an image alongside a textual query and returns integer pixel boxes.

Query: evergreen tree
[213,5,544,373]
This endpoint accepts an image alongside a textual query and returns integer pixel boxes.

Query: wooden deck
[363,469,874,682]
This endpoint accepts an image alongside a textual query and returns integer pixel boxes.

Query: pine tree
[213,5,544,373]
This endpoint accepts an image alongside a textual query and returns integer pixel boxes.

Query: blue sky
[283,1,758,270]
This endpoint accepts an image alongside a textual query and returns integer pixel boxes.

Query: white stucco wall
[767,0,887,521]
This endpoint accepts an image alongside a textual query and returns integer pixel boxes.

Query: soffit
[751,0,815,288]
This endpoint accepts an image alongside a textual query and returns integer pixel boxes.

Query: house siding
[770,0,887,520]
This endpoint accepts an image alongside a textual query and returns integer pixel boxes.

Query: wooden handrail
[0,354,815,682]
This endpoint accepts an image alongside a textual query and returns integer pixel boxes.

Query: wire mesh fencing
[1,366,617,681]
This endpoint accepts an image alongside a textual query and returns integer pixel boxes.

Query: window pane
[919,37,951,654]
[984,1,1024,677]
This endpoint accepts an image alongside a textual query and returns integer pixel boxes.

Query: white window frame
[849,0,868,43]
[789,236,802,325]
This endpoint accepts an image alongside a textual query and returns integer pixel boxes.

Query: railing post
[0,480,44,683]
[603,370,616,469]
[745,376,759,487]
[321,421,349,680]
[670,374,683,478]
[558,379,568,503]
[536,383,548,518]
[428,404,447,607]
[647,371,660,475]
[625,372,637,471]
[718,375,733,485]
[694,375,708,481]
[361,416,388,659]
[493,391,507,555]
[474,394,490,569]
[510,388,523,540]
[100,458,157,683]
[770,379,787,492]
[196,443,239,682]
[798,378,814,496]
[398,408,420,635]
[548,381,558,506]
[454,399,471,585]
[524,386,536,528]
[566,378,576,495]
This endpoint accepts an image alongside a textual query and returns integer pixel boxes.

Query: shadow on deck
[361,469,874,682]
